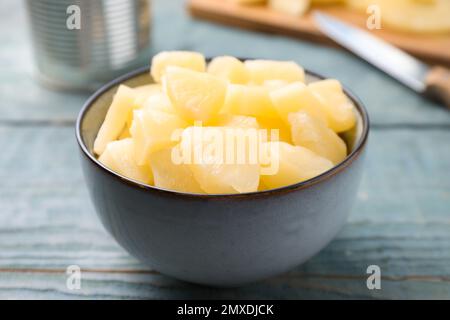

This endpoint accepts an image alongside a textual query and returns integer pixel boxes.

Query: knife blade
[314,12,450,108]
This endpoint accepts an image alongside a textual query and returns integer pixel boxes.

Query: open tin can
[26,0,151,91]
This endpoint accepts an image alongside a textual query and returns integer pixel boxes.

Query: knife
[314,12,450,108]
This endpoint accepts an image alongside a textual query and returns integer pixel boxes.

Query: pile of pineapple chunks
[94,51,356,194]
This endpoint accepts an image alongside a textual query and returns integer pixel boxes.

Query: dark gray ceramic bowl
[76,66,369,287]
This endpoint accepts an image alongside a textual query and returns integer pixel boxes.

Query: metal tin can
[26,0,151,91]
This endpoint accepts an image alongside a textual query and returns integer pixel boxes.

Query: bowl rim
[76,65,370,199]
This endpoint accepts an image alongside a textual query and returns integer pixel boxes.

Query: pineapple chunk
[263,79,289,91]
[257,180,270,192]
[179,126,260,194]
[209,114,259,129]
[118,127,131,140]
[257,117,291,143]
[94,85,137,155]
[121,87,166,138]
[130,107,188,165]
[269,0,310,16]
[163,66,228,123]
[222,84,279,118]
[245,59,305,84]
[99,84,161,147]
[150,145,204,193]
[260,141,333,189]
[288,111,347,165]
[207,56,249,84]
[143,92,176,114]
[270,82,329,125]
[122,93,176,138]
[150,51,206,83]
[133,84,162,108]
[308,79,356,133]
[99,138,153,185]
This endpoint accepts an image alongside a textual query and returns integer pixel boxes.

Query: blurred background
[1,0,450,299]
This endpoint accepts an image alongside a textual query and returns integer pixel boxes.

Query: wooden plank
[1,271,449,299]
[1,0,450,125]
[0,125,449,298]
[188,0,450,66]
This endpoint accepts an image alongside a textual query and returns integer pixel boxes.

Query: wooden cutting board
[188,0,450,67]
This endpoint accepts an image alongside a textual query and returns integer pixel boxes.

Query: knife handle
[425,66,450,109]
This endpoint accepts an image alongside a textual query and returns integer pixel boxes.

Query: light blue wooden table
[1,0,449,299]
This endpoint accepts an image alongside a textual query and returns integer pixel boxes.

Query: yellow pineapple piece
[288,111,347,164]
[308,79,356,133]
[270,82,329,125]
[257,180,270,192]
[99,138,153,185]
[260,141,333,189]
[119,84,162,139]
[207,56,249,84]
[163,66,228,123]
[143,92,176,114]
[244,59,305,84]
[122,111,135,139]
[130,107,188,165]
[269,0,310,17]
[222,84,279,118]
[150,51,206,83]
[118,127,131,140]
[263,79,289,91]
[209,114,259,129]
[257,117,291,143]
[133,84,162,108]
[94,85,137,155]
[120,92,177,141]
[150,145,204,193]
[114,85,164,137]
[179,126,260,194]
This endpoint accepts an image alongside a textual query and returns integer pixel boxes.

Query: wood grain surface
[1,0,449,299]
